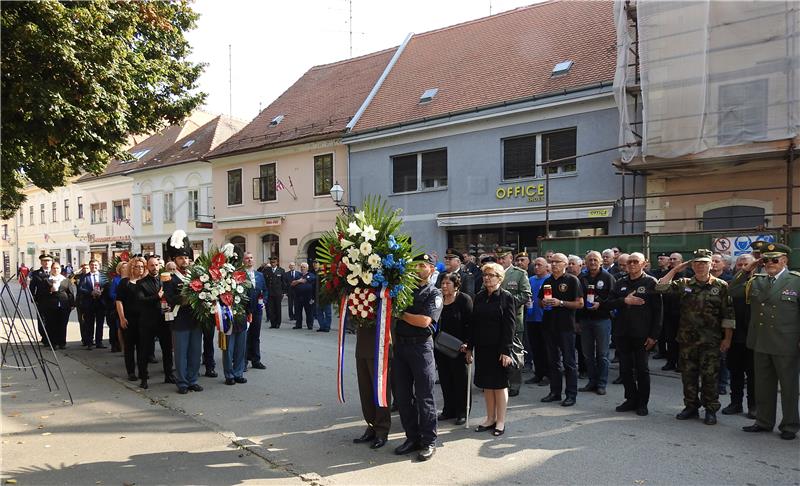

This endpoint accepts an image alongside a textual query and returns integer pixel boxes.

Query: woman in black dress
[435,272,473,425]
[40,262,74,349]
[465,262,516,436]
[116,257,146,383]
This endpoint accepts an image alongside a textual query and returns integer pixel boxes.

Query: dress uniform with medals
[498,250,532,396]
[731,242,800,440]
[393,255,443,461]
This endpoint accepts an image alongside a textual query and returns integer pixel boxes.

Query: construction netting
[615,0,800,161]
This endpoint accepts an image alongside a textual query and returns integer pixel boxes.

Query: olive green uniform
[500,265,532,394]
[656,276,735,412]
[730,269,800,434]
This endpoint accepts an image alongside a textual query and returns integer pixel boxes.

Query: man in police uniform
[29,254,54,344]
[731,242,800,440]
[497,249,532,397]
[393,255,443,461]
[656,249,734,425]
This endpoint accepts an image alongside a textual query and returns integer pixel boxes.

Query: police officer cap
[750,240,768,252]
[443,249,461,260]
[39,253,54,261]
[269,256,278,261]
[761,242,791,257]
[692,249,713,262]
[657,252,670,258]
[420,254,436,265]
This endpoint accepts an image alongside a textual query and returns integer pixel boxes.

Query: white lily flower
[347,221,362,237]
[360,224,378,242]
[340,238,354,249]
[236,285,244,294]
[354,211,367,223]
[359,241,372,256]
[347,248,362,262]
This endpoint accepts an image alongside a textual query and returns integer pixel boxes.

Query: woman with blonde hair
[463,262,517,436]
[116,257,146,383]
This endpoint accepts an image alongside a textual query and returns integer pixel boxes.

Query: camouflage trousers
[679,343,721,412]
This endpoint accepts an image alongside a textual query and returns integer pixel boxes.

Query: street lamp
[72,226,80,238]
[329,181,355,214]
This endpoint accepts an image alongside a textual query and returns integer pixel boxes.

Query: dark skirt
[474,344,509,390]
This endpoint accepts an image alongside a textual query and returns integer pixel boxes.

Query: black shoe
[491,428,505,437]
[508,389,519,397]
[353,430,376,444]
[437,413,454,421]
[455,416,467,426]
[742,424,771,433]
[164,374,177,384]
[541,393,562,403]
[127,373,138,382]
[780,431,797,440]
[612,376,624,385]
[58,345,67,350]
[139,379,148,389]
[475,423,496,432]
[537,377,550,387]
[616,400,638,412]
[636,406,649,416]
[148,356,158,364]
[704,410,717,425]
[87,345,94,350]
[225,378,236,385]
[188,384,204,392]
[524,376,542,385]
[721,403,743,415]
[177,387,189,394]
[661,362,676,371]
[204,369,218,378]
[293,325,302,329]
[417,444,435,461]
[394,439,421,455]
[561,397,576,407]
[370,437,388,449]
[250,361,266,369]
[676,407,699,420]
[96,345,108,349]
[234,377,247,384]
[596,387,607,396]
[578,384,597,392]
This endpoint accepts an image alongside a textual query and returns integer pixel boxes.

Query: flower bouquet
[316,196,420,405]
[180,243,252,349]
[100,251,130,282]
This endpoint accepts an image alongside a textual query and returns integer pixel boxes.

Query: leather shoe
[508,389,519,397]
[164,374,177,384]
[234,377,247,384]
[127,373,138,382]
[370,437,387,449]
[251,362,266,370]
[636,406,649,416]
[204,369,218,378]
[578,384,597,392]
[455,416,467,426]
[561,397,576,407]
[139,379,148,389]
[612,376,624,385]
[188,384,204,392]
[541,393,562,403]
[676,407,699,420]
[96,345,108,349]
[417,444,435,461]
[537,377,550,386]
[721,403,743,415]
[742,424,771,433]
[394,439,420,455]
[177,387,189,394]
[353,430,376,444]
[475,423,496,432]
[225,378,236,385]
[596,387,607,396]
[616,400,638,412]
[704,410,717,425]
[661,362,676,371]
[780,431,797,440]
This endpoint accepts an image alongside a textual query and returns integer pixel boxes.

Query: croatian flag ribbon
[214,301,234,335]
[373,286,392,408]
[336,294,348,404]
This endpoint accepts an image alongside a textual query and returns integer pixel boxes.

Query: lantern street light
[329,181,355,214]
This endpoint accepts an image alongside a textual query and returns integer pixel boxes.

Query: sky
[186,0,541,122]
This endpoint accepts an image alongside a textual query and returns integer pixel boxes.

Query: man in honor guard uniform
[393,255,443,461]
[263,256,286,328]
[732,242,800,440]
[656,249,734,425]
[29,254,54,344]
[163,230,204,394]
[497,249,532,397]
[436,249,474,298]
[244,252,267,369]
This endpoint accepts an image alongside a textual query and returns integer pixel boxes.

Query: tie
[768,276,776,285]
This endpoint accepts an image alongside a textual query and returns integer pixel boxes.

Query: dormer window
[269,115,285,126]
[551,60,573,77]
[126,149,150,162]
[182,139,195,149]
[419,88,438,104]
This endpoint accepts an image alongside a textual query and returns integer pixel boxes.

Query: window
[77,197,84,219]
[391,149,447,194]
[230,235,246,254]
[142,194,152,224]
[2,224,7,241]
[40,204,45,224]
[502,128,577,180]
[164,192,174,223]
[18,210,23,226]
[227,169,242,206]
[314,154,334,196]
[702,205,766,230]
[253,163,277,202]
[187,190,199,221]
[112,199,130,222]
[64,199,70,221]
[718,79,768,145]
[51,202,57,222]
[29,206,33,226]
[90,202,107,224]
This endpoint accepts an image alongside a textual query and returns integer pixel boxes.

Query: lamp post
[329,181,355,214]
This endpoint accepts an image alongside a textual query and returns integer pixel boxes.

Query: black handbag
[434,331,463,359]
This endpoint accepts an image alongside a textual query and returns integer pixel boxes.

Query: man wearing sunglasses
[730,242,799,440]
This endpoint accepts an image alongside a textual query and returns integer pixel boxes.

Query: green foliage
[1,0,206,217]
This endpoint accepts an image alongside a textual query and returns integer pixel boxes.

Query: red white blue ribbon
[336,294,348,404]
[373,287,392,408]
[214,302,234,335]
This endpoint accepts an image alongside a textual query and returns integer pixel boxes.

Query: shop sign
[495,183,546,203]
[88,234,131,244]
[264,218,283,227]
[588,209,610,218]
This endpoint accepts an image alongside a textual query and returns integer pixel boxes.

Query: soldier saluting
[656,249,734,426]
[730,242,800,441]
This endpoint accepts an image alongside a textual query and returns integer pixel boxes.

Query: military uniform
[730,242,800,438]
[656,250,735,417]
[498,254,532,396]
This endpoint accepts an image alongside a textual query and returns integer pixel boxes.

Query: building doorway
[306,238,321,264]
[262,234,279,264]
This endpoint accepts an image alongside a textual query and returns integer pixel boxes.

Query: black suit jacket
[263,266,286,295]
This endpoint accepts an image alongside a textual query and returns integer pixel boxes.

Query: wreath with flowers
[180,243,253,334]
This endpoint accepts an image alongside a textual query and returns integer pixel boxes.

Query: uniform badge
[558,283,568,292]
[596,280,604,289]
[637,286,645,294]
[684,287,692,293]
[620,287,627,292]
[434,296,443,309]
[710,287,720,295]
[508,281,518,290]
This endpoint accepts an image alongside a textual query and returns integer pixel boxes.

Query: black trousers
[294,294,314,328]
[527,321,549,379]
[122,316,141,376]
[81,306,105,346]
[268,293,283,328]
[356,355,392,439]
[153,322,174,377]
[435,350,469,418]
[617,335,651,406]
[394,340,437,445]
[42,306,69,347]
[137,323,155,380]
[663,316,680,365]
[287,289,296,319]
[202,326,215,370]
[727,342,755,409]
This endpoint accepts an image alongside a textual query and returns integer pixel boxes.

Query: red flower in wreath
[120,251,130,262]
[209,268,222,281]
[232,271,247,284]
[189,279,204,292]
[211,253,227,269]
[337,262,348,277]
[220,292,234,307]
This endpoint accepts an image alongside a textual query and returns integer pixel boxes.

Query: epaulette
[752,272,769,278]
[789,270,800,278]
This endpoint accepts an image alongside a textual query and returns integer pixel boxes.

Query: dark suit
[284,269,300,320]
[29,268,51,341]
[262,265,285,327]
[138,275,172,380]
[246,269,267,364]
[39,277,74,347]
[77,272,106,347]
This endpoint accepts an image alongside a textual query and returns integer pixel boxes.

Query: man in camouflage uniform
[731,242,800,440]
[497,249,532,397]
[656,249,734,425]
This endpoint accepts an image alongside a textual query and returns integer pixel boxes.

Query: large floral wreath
[100,251,131,282]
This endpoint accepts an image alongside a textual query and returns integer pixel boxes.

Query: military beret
[692,249,713,262]
[761,242,791,257]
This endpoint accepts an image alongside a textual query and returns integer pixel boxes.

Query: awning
[436,201,617,228]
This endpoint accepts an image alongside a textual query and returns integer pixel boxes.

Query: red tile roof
[351,0,616,133]
[206,48,398,159]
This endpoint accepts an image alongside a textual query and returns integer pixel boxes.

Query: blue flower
[382,254,395,267]
[387,235,400,251]
[390,284,404,298]
[371,272,385,288]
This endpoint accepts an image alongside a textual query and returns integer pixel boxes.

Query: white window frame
[187,189,199,221]
[391,148,448,195]
[163,192,174,223]
[142,194,152,225]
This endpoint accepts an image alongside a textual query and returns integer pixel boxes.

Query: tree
[1,0,206,218]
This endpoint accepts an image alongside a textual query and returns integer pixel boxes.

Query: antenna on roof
[489,1,492,15]
[228,44,233,117]
[348,0,353,58]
